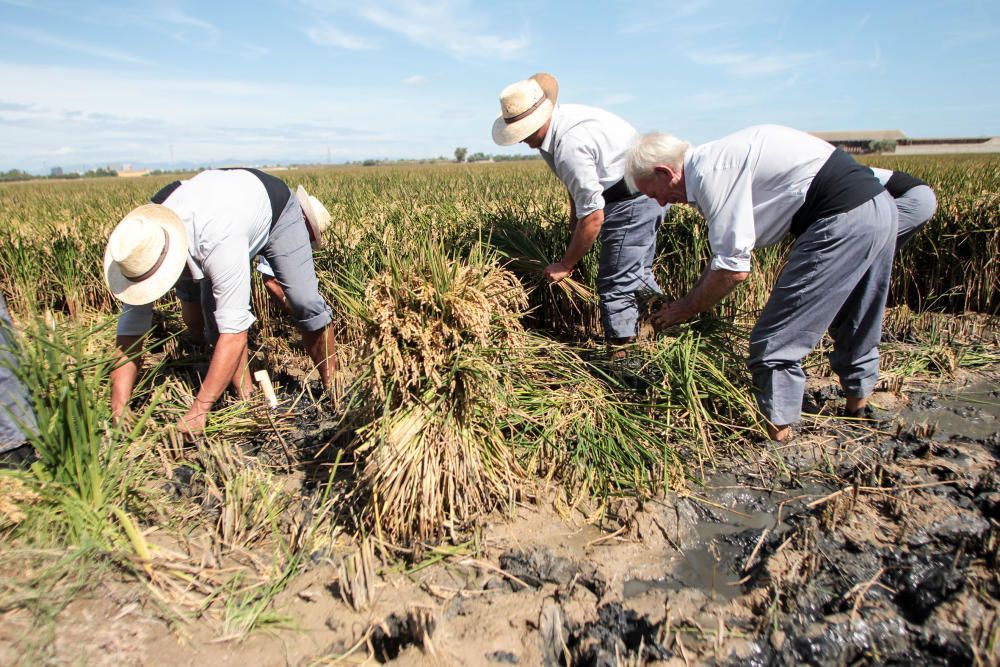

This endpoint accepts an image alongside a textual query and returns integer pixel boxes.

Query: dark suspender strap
[150,180,182,204]
[220,168,292,226]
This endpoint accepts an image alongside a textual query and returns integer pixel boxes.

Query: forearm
[196,331,248,407]
[111,334,143,417]
[674,267,748,320]
[561,209,604,269]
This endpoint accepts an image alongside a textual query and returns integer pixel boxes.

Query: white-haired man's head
[625,132,693,206]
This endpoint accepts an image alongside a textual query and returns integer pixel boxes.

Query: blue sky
[1,0,998,173]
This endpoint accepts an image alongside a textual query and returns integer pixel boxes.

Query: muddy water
[905,381,1000,440]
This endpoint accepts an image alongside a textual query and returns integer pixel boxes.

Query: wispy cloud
[159,8,219,37]
[4,25,153,65]
[299,0,530,60]
[402,74,427,86]
[306,23,376,49]
[688,48,818,78]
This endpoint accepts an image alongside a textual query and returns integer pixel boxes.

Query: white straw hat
[295,185,331,249]
[103,204,188,306]
[492,72,559,146]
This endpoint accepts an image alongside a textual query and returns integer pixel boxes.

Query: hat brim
[104,204,188,306]
[492,98,555,146]
[295,185,325,249]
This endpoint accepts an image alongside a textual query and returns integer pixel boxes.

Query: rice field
[0,154,998,660]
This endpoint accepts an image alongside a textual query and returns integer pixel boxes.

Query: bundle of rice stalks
[338,241,530,543]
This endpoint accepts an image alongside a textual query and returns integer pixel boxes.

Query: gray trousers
[177,194,332,344]
[598,196,664,340]
[0,291,36,452]
[748,191,898,425]
[894,184,937,252]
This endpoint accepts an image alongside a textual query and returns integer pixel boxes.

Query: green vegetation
[0,154,996,642]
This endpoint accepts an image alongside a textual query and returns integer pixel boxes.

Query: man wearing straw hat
[104,168,337,436]
[623,125,898,442]
[492,73,664,349]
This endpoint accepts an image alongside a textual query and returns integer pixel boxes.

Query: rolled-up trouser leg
[597,196,664,340]
[0,291,36,453]
[260,194,333,333]
[748,191,897,425]
[894,184,936,252]
[829,191,898,397]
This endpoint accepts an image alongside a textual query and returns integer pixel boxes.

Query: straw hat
[104,204,188,306]
[492,72,559,146]
[295,185,331,249]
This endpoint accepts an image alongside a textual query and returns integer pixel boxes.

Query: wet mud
[4,375,998,666]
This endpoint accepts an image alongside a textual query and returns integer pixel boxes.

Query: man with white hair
[625,125,898,441]
[492,73,664,348]
[105,168,337,436]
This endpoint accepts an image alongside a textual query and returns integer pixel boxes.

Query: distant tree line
[0,167,118,183]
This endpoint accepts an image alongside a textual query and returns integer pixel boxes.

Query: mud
[2,373,998,666]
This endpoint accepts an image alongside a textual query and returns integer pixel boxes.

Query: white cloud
[688,48,818,78]
[3,25,153,66]
[306,24,376,49]
[159,8,219,37]
[300,0,529,60]
[402,74,427,86]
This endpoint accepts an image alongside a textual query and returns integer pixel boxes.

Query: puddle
[904,380,1000,439]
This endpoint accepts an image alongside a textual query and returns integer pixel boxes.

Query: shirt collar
[538,104,559,154]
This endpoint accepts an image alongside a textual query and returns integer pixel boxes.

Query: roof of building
[810,130,907,142]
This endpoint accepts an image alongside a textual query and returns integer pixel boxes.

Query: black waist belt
[789,148,885,237]
[149,169,292,228]
[884,171,927,198]
[603,178,641,206]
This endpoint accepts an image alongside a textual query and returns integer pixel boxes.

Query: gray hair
[625,132,692,191]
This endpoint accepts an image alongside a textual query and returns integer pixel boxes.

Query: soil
[1,371,998,666]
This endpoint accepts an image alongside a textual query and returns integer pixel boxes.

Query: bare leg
[300,325,336,394]
[229,341,252,399]
[845,396,868,414]
[767,423,792,442]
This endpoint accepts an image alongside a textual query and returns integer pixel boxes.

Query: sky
[1,0,998,173]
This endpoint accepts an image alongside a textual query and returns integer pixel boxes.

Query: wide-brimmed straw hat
[492,72,559,146]
[295,185,331,249]
[104,204,188,306]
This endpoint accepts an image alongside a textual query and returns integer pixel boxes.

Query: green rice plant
[1,315,159,549]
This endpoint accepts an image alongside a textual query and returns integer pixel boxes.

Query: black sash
[602,178,641,206]
[221,168,291,227]
[884,171,927,198]
[789,148,885,237]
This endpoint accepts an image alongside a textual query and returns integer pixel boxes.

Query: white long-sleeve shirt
[538,103,638,218]
[683,124,835,273]
[117,169,276,335]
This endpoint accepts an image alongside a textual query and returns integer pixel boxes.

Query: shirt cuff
[213,309,255,334]
[710,253,752,273]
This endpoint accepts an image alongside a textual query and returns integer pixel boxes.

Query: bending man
[492,73,663,348]
[625,125,898,441]
[105,168,337,436]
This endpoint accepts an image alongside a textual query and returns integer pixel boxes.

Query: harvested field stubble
[0,157,997,659]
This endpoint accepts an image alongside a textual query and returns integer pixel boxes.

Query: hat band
[503,94,548,125]
[126,228,170,283]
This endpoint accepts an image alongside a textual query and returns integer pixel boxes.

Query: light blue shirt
[117,169,275,335]
[684,125,835,273]
[538,103,638,219]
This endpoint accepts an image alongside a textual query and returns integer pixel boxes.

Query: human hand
[177,403,209,440]
[543,261,573,283]
[651,301,690,331]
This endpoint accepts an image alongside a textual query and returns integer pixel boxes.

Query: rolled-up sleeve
[202,244,255,334]
[556,140,605,219]
[117,303,154,336]
[694,166,757,274]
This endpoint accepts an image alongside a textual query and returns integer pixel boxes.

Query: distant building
[50,166,63,177]
[810,130,998,155]
[118,168,151,178]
